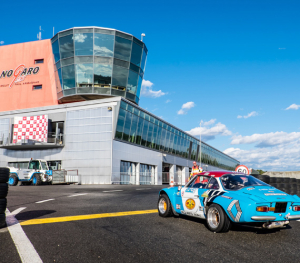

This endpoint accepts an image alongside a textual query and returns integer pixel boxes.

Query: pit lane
[1,185,300,263]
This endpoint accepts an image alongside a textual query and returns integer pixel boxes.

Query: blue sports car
[158,171,300,233]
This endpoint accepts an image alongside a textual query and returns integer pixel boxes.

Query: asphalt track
[1,184,300,263]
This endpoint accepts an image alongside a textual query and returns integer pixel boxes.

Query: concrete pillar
[169,164,176,186]
[182,167,189,185]
[136,163,140,185]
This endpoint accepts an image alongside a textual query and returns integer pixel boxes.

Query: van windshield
[28,161,40,170]
[221,174,267,190]
[41,162,48,170]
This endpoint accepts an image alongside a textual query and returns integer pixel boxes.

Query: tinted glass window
[52,40,60,62]
[62,64,75,89]
[94,64,112,86]
[221,174,267,190]
[140,49,147,72]
[136,117,144,145]
[156,125,162,150]
[57,68,62,87]
[114,36,132,61]
[136,76,143,98]
[130,42,143,67]
[59,35,74,59]
[116,108,126,139]
[29,161,41,170]
[188,175,210,188]
[147,122,153,148]
[141,120,149,146]
[207,177,219,189]
[127,70,138,94]
[94,34,114,57]
[74,33,93,56]
[129,114,138,143]
[123,111,132,141]
[112,65,128,89]
[75,64,93,87]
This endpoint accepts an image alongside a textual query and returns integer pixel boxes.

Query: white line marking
[68,193,87,197]
[136,188,151,190]
[11,207,26,216]
[35,199,54,204]
[6,209,43,263]
[103,190,123,193]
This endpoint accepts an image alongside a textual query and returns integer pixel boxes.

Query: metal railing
[0,132,64,146]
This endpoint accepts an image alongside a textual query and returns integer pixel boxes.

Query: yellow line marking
[20,209,158,226]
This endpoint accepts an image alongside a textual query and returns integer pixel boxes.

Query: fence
[52,169,78,184]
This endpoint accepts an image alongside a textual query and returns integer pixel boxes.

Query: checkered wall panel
[13,115,48,143]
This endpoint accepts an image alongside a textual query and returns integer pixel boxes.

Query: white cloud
[231,131,300,148]
[177,101,195,115]
[165,99,171,103]
[141,80,166,98]
[74,34,87,43]
[186,119,232,141]
[0,41,4,45]
[286,104,300,110]
[224,142,300,171]
[202,119,216,126]
[237,111,258,119]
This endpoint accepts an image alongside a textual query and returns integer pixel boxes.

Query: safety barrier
[253,174,300,196]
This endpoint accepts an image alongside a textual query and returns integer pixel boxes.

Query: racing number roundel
[235,165,250,175]
[185,199,195,210]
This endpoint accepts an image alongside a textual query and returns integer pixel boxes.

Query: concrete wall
[263,171,300,179]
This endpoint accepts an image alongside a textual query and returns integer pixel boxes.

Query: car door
[178,175,208,219]
[198,177,223,216]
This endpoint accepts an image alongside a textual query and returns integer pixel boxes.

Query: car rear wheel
[158,194,173,217]
[206,204,231,233]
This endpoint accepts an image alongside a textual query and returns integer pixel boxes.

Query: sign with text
[0,64,40,88]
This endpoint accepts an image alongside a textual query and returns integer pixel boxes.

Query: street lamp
[141,33,145,42]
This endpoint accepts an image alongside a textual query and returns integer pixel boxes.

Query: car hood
[230,185,294,203]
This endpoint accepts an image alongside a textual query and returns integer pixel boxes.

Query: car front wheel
[206,204,231,233]
[158,194,173,217]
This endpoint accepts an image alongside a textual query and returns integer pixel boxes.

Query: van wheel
[8,174,18,186]
[32,175,41,186]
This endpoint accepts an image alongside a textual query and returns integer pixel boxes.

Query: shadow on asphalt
[177,214,291,234]
[16,210,56,221]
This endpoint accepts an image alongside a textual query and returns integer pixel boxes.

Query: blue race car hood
[230,185,293,203]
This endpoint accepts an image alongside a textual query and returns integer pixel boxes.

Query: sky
[1,0,300,171]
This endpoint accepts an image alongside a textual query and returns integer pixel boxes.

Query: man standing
[188,161,203,181]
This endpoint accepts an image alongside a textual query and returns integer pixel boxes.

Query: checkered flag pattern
[13,115,48,143]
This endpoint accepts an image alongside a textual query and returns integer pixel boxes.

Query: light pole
[141,33,145,42]
[199,122,202,168]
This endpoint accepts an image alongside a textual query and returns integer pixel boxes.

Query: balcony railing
[0,132,64,150]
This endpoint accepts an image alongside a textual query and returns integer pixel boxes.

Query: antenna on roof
[53,27,55,37]
[37,26,42,40]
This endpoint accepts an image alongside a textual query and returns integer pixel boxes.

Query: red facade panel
[0,39,58,112]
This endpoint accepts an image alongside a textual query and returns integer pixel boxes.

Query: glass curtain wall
[115,100,239,171]
[51,27,148,105]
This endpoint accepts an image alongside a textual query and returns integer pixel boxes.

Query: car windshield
[221,174,267,190]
